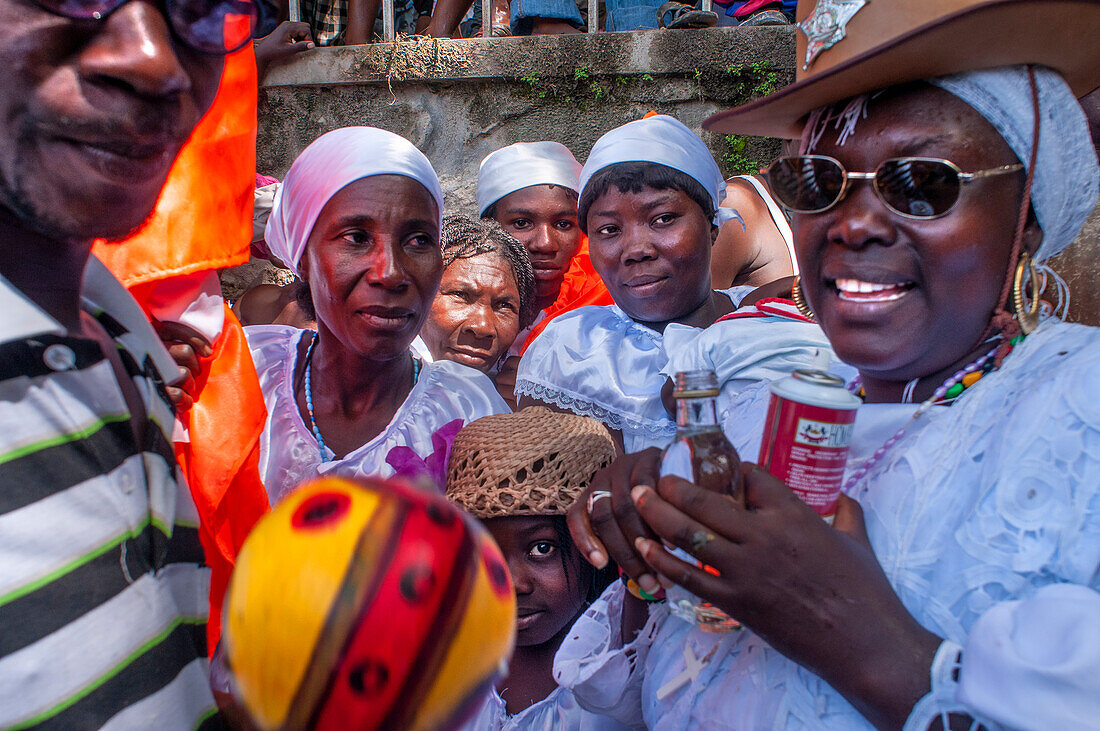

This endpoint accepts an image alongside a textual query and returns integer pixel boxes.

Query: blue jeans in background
[507,0,793,33]
[510,0,584,33]
[603,0,663,30]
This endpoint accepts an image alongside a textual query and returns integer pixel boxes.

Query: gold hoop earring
[1012,251,1041,335]
[791,276,816,321]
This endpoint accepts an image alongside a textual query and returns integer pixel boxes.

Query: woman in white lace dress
[556,2,1100,729]
[513,114,792,452]
[248,128,508,503]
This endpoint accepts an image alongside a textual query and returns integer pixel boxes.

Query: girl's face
[586,185,715,325]
[482,516,588,648]
[491,185,583,307]
[793,86,1037,384]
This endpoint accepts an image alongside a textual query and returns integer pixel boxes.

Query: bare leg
[424,0,476,36]
[346,0,381,43]
[529,18,582,32]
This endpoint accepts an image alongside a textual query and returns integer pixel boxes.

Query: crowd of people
[254,0,795,50]
[3,0,1100,729]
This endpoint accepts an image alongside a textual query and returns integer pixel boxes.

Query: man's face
[0,1,224,241]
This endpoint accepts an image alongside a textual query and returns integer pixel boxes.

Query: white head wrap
[929,66,1099,262]
[477,141,582,217]
[265,127,445,276]
[578,115,743,228]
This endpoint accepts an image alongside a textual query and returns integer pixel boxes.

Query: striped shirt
[0,258,221,730]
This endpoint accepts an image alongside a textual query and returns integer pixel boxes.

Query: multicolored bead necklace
[843,334,1025,491]
[303,335,422,463]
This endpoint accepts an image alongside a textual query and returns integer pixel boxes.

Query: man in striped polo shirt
[0,2,256,728]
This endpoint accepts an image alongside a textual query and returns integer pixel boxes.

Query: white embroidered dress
[555,320,1100,729]
[513,287,754,453]
[246,325,510,503]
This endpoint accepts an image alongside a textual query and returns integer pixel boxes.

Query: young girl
[445,407,635,730]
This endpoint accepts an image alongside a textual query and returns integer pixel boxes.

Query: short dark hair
[482,183,579,221]
[578,162,715,232]
[441,215,539,330]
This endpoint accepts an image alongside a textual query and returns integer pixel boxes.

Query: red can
[757,369,861,522]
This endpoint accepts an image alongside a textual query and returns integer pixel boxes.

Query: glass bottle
[660,370,744,633]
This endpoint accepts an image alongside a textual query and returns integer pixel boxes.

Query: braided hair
[441,215,538,330]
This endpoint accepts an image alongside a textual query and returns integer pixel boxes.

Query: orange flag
[94,45,269,652]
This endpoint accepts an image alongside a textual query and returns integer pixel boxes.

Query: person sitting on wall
[429,0,584,36]
[415,215,538,408]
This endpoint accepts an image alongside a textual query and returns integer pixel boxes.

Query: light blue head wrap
[579,115,743,228]
[929,66,1099,262]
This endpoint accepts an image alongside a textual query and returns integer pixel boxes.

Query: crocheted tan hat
[446,407,616,518]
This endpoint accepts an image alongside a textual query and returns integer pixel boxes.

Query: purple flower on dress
[385,419,465,492]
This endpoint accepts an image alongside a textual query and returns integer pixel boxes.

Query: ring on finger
[691,530,716,554]
[587,490,612,514]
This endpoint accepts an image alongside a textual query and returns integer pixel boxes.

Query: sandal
[738,8,790,25]
[658,1,718,29]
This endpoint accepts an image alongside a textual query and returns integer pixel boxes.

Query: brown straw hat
[446,407,616,518]
[705,0,1100,138]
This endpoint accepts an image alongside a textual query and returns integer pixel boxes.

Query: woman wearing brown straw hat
[445,407,631,729]
[556,1,1100,729]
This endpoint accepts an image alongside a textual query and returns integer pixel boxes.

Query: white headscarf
[929,66,1099,263]
[476,142,582,217]
[265,127,445,276]
[578,115,743,228]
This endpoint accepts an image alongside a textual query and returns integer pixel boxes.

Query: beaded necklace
[302,335,422,463]
[843,334,1024,491]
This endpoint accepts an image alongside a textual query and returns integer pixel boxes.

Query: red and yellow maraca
[224,476,516,730]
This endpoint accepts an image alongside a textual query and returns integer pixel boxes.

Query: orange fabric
[171,305,269,649]
[93,46,269,651]
[93,46,257,285]
[521,236,613,352]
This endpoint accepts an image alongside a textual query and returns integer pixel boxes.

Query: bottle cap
[673,370,720,398]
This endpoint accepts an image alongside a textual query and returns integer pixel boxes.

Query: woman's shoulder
[526,304,642,350]
[1000,320,1100,396]
[244,324,306,377]
[244,323,304,351]
[417,359,510,416]
[665,299,842,388]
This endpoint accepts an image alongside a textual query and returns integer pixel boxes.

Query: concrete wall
[257,28,1099,324]
[259,27,793,215]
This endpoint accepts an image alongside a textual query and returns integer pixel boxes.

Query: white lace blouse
[246,325,510,503]
[555,320,1100,729]
[513,288,753,453]
[460,685,637,730]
